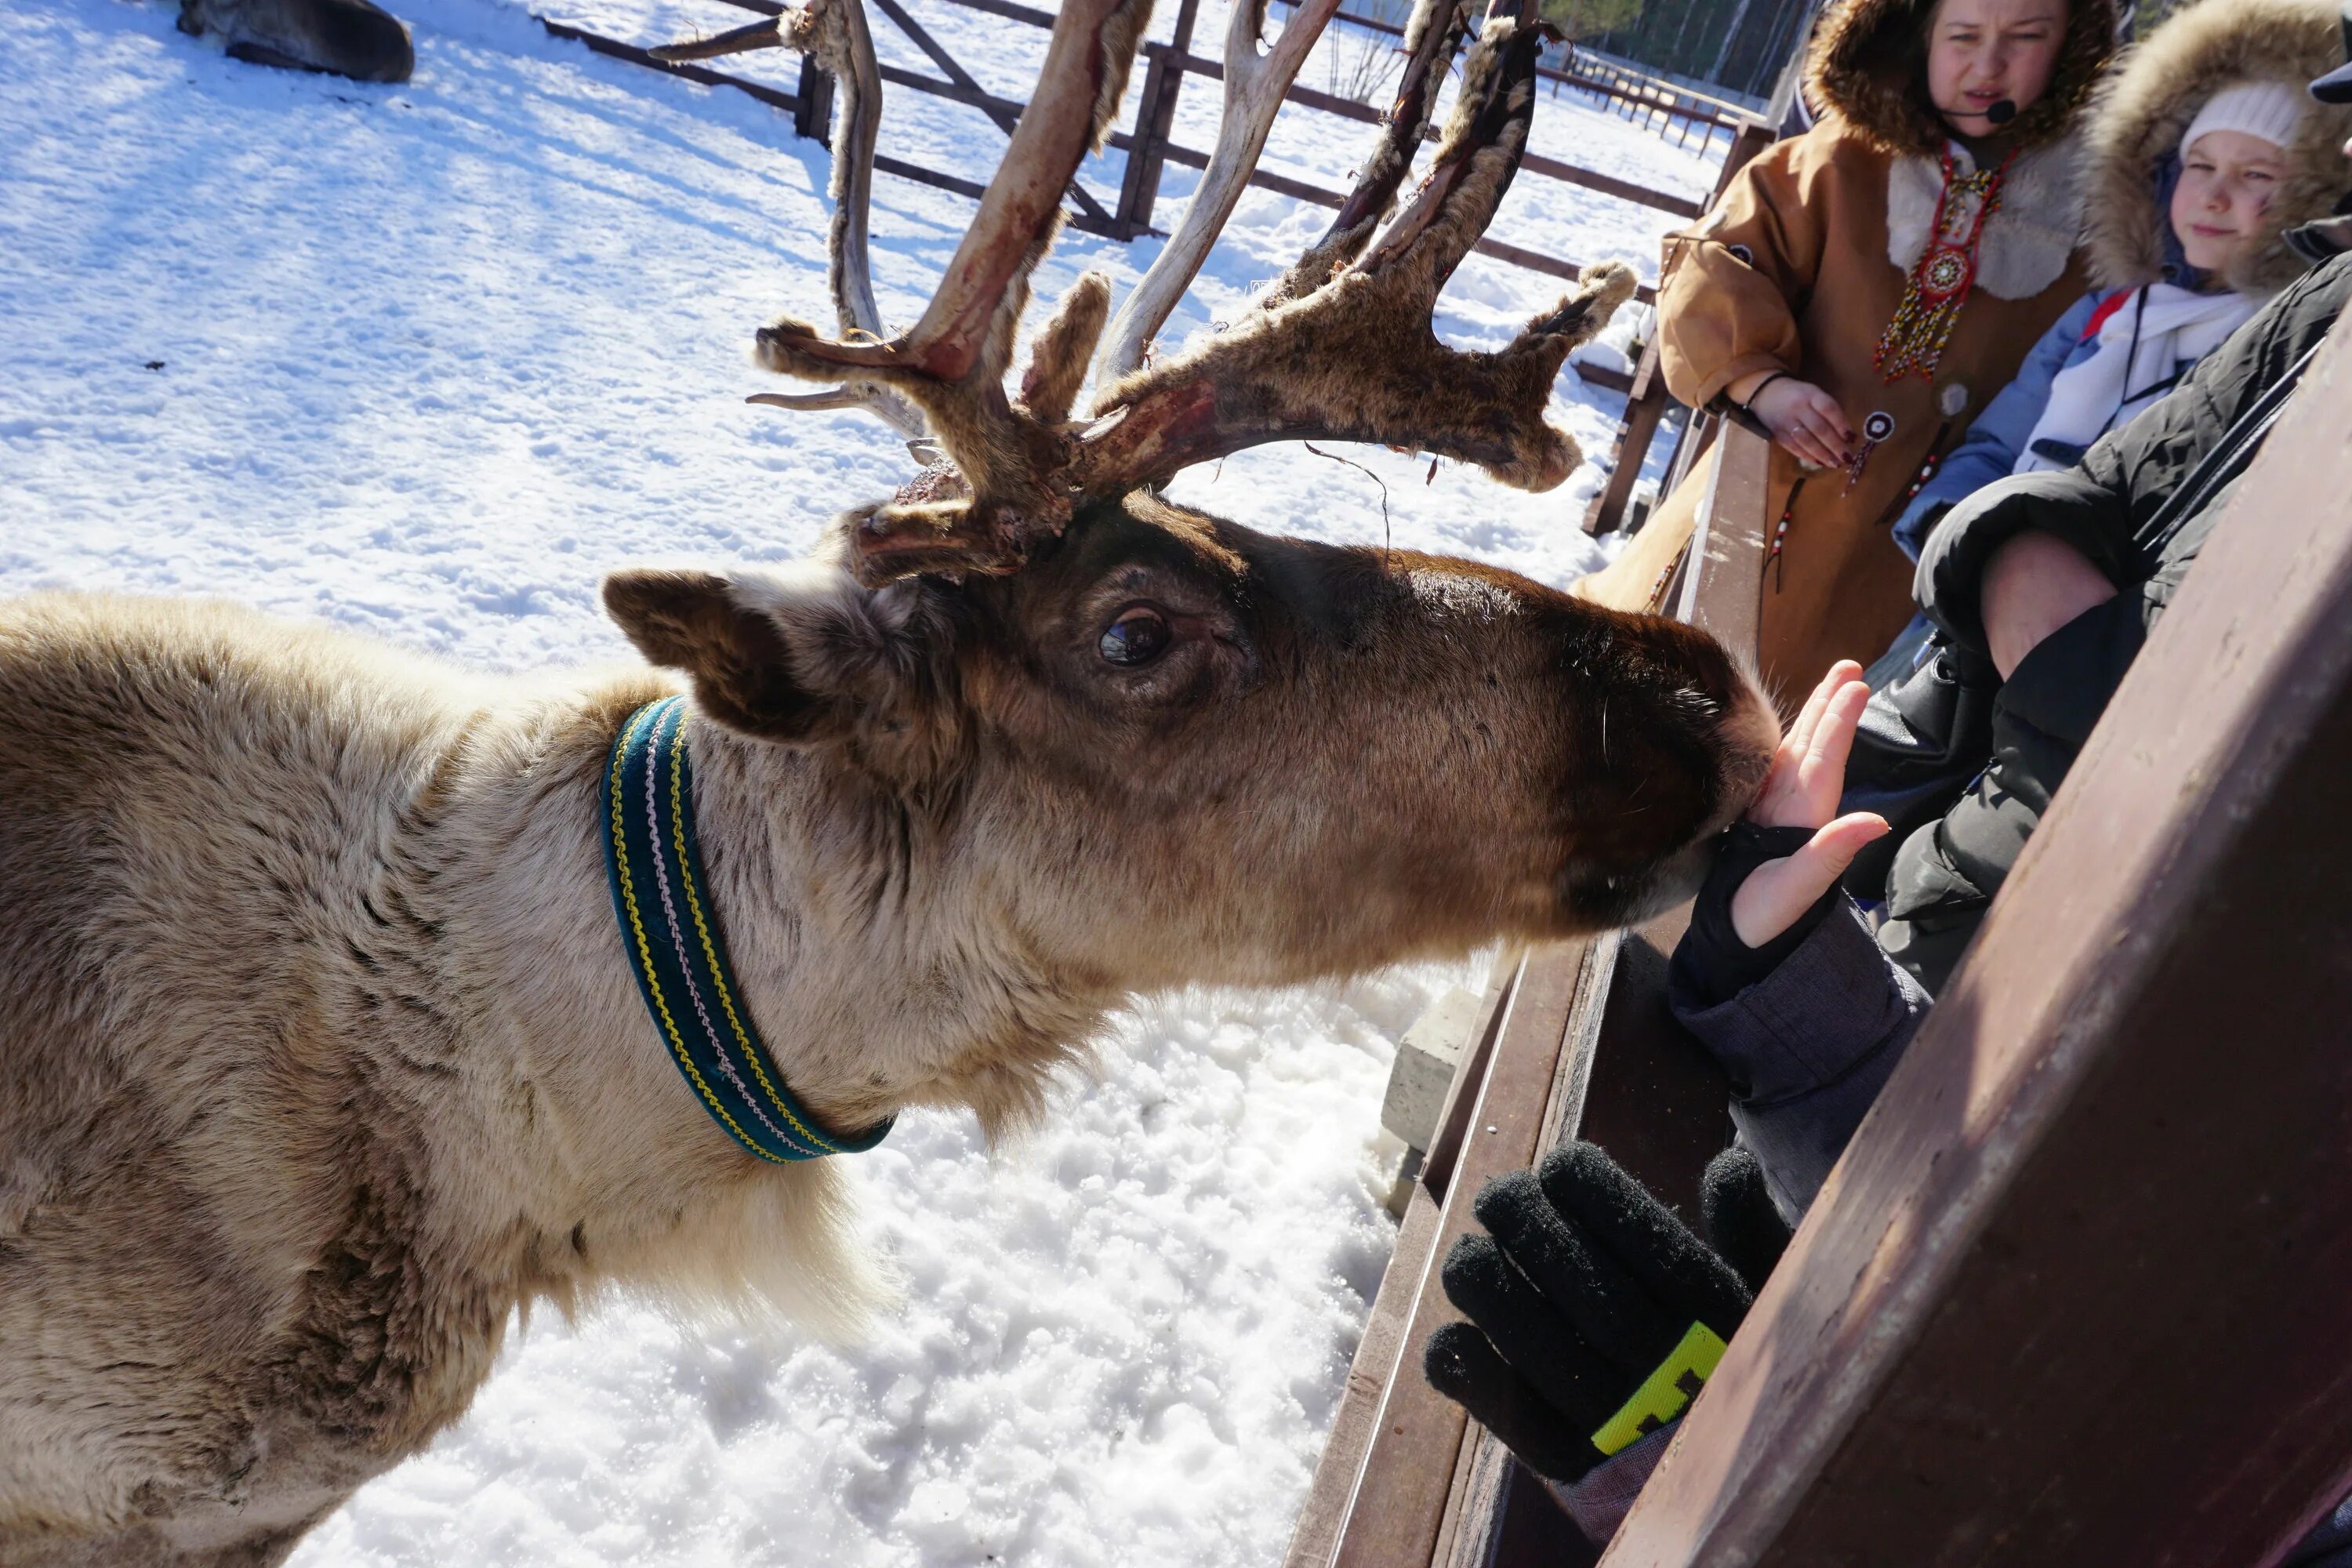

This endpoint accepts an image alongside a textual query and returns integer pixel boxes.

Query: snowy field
[0,1,1715,1562]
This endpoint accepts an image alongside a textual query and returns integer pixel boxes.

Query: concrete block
[1381,985,1482,1153]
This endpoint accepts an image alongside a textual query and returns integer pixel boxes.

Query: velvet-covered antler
[731,0,1631,586]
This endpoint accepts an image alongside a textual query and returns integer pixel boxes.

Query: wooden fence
[1269,0,1759,153]
[534,0,1759,327]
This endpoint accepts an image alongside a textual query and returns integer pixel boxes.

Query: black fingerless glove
[1421,1142,1756,1484]
[1674,820,1839,1007]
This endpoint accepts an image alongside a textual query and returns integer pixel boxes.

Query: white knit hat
[2180,79,2308,156]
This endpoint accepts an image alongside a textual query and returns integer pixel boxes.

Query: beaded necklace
[1875,147,2016,383]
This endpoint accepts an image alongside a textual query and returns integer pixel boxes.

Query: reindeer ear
[603,564,929,746]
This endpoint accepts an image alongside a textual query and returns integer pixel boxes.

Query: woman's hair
[1807,0,2120,158]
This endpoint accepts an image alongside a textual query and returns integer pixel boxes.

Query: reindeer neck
[682,712,1120,1145]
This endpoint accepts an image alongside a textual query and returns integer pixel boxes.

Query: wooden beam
[1675,422,1773,652]
[866,0,1113,228]
[1285,953,1525,1568]
[1319,941,1603,1568]
[1141,44,1708,218]
[536,16,799,114]
[1606,305,2352,1566]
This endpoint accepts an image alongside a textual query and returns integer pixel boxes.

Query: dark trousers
[1877,593,2150,995]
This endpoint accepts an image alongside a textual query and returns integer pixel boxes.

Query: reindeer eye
[1098,607,1173,667]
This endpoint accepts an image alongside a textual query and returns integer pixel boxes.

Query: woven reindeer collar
[603,695,892,1162]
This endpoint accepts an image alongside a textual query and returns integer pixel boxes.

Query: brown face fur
[620,493,1777,996]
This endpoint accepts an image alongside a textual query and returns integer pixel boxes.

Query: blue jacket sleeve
[1667,899,1931,1225]
[1891,292,2103,562]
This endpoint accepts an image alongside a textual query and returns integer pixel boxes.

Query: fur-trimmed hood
[1808,0,2118,158]
[2080,0,2352,296]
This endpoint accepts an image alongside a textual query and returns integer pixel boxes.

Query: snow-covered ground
[0,2,1715,1561]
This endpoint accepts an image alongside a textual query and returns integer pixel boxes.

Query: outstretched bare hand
[1730,661,1889,947]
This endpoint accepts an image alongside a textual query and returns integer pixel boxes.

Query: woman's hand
[1744,376,1855,472]
[1730,661,1889,947]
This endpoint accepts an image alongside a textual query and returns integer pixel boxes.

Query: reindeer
[0,0,1775,1561]
[176,0,414,83]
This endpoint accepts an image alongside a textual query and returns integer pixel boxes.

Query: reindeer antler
[729,0,1631,586]
[1075,13,1635,495]
[1259,0,1475,309]
[655,0,925,443]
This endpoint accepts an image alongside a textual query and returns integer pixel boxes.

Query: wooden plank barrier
[1284,423,1778,1568]
[1603,298,2352,1564]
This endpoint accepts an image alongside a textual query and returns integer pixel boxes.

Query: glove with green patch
[1421,1141,1772,1485]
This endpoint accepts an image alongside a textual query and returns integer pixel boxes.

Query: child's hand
[1746,377,1855,471]
[1730,661,1889,946]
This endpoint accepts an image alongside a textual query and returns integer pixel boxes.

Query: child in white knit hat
[2170,79,2307,279]
[1893,0,2352,567]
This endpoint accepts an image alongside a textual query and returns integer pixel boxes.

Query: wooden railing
[1270,0,1758,152]
[532,0,1759,309]
[1284,422,1778,1568]
[1294,299,2352,1565]
[1602,297,2352,1568]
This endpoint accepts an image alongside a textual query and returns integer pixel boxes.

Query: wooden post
[793,51,834,144]
[1604,307,2352,1568]
[1113,0,1201,238]
[1582,339,1668,535]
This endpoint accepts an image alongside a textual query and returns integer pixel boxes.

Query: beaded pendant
[1875,148,2014,383]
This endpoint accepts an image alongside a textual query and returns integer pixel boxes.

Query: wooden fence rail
[535,0,1757,313]
[1270,0,1757,149]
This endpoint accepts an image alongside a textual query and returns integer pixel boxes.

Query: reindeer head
[623,0,1776,990]
[609,495,1770,993]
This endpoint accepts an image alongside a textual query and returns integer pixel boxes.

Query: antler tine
[1350,12,1539,303]
[1259,0,1474,308]
[1076,14,1637,495]
[656,0,925,439]
[756,0,1153,585]
[758,0,1152,390]
[1096,0,1345,379]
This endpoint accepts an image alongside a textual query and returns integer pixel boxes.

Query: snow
[0,1,1715,1562]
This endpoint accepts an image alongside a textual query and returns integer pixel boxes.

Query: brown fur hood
[2079,0,2352,296]
[1808,0,2118,158]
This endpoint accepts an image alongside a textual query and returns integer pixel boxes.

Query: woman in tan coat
[1577,0,2117,705]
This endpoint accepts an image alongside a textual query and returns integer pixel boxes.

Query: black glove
[1421,1142,1774,1483]
[1698,1144,1792,1298]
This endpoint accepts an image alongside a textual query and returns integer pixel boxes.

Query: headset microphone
[1984,98,2018,125]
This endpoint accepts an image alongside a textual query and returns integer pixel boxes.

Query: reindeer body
[5,0,1780,1555]
[0,499,1772,1566]
[178,0,415,84]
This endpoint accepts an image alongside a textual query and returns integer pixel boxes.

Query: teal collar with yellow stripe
[602,695,892,1162]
